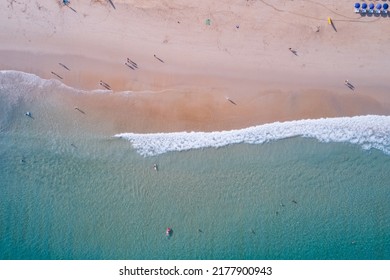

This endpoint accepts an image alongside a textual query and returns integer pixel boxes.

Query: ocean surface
[1,70,389,260]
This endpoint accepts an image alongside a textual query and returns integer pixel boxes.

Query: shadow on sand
[330,21,337,32]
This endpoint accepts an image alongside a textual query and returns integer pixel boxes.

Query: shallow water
[1,71,389,259]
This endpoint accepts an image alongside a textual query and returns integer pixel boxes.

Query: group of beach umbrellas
[354,2,389,13]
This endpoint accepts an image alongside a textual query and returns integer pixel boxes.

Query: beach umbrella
[362,3,367,9]
[383,3,389,10]
[369,3,375,9]
[376,3,382,9]
[354,3,360,8]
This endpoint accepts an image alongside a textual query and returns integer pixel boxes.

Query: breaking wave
[115,115,390,156]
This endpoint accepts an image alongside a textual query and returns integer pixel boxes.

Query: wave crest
[115,115,390,156]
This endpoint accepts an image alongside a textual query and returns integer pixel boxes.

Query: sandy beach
[1,0,390,133]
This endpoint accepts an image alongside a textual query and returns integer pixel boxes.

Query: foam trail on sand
[115,115,390,157]
[0,70,175,96]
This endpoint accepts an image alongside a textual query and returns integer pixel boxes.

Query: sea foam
[115,115,390,156]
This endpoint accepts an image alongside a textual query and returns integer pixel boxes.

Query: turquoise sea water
[1,71,389,260]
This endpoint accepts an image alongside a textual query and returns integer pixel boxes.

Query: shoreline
[2,69,390,135]
[1,1,390,133]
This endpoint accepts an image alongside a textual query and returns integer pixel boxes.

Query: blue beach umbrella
[354,3,360,8]
[362,3,367,9]
[376,3,382,9]
[369,3,375,9]
[383,3,389,10]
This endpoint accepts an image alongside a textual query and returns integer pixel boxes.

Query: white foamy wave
[0,70,53,88]
[115,115,390,157]
[0,70,102,95]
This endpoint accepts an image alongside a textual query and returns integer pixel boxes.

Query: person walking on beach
[125,58,138,69]
[289,48,298,56]
[154,54,164,63]
[100,80,111,90]
[344,80,355,90]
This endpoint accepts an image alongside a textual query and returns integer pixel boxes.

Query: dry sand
[1,0,390,133]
